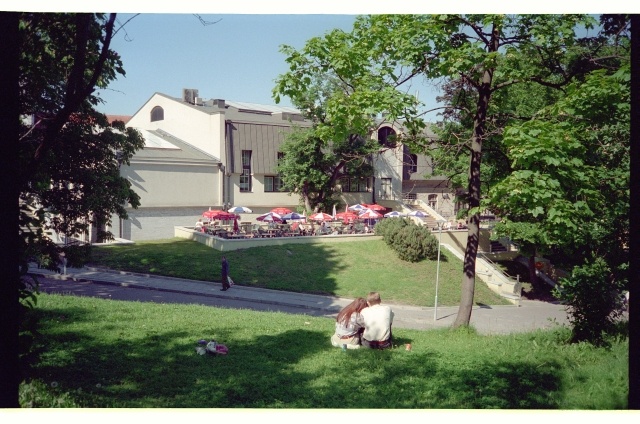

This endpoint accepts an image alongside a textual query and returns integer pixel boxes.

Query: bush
[553,255,627,346]
[374,217,410,246]
[388,220,439,262]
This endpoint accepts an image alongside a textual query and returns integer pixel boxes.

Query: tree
[1,12,143,407]
[274,14,597,328]
[488,64,630,343]
[273,27,422,213]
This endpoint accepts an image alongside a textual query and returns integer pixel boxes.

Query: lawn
[89,238,510,307]
[19,293,628,409]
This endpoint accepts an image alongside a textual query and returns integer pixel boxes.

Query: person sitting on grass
[330,297,368,349]
[360,291,394,349]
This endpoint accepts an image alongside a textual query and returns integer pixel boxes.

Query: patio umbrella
[384,211,406,218]
[335,212,359,223]
[281,212,304,221]
[348,204,366,211]
[256,212,283,222]
[309,212,333,222]
[359,209,383,219]
[271,207,292,215]
[227,206,252,214]
[363,203,386,211]
[203,210,236,220]
[407,210,428,218]
[332,204,337,219]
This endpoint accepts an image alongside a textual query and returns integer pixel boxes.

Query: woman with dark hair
[330,297,368,349]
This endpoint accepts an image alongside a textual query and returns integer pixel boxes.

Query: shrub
[553,255,627,346]
[392,222,438,262]
[374,217,410,246]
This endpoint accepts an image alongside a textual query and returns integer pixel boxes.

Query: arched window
[150,106,164,122]
[377,126,396,148]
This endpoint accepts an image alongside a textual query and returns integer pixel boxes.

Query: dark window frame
[240,150,252,192]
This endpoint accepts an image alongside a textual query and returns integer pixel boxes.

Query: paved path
[28,264,571,335]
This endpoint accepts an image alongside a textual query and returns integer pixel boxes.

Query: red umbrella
[203,210,236,220]
[271,207,293,215]
[335,212,359,223]
[363,203,386,211]
[309,212,333,222]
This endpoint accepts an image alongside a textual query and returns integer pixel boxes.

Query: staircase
[408,203,438,229]
[490,240,507,253]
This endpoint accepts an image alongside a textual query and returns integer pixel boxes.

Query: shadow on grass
[26,305,563,409]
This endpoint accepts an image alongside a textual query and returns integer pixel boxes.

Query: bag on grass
[227,276,235,286]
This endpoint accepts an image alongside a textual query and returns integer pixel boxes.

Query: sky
[94,14,366,116]
[13,1,638,120]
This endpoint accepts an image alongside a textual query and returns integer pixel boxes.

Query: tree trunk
[452,23,499,328]
[0,12,21,407]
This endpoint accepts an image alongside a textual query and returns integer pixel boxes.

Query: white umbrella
[332,204,337,219]
[407,210,428,217]
[384,211,406,218]
[256,212,283,222]
[359,209,383,219]
[227,206,252,214]
[348,204,366,211]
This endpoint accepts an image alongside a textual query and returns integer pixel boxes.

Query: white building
[109,89,457,241]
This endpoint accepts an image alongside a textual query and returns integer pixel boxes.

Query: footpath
[27,264,571,335]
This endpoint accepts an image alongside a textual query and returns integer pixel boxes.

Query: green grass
[20,293,628,408]
[89,238,509,307]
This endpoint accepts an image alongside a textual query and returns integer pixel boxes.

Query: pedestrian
[220,256,231,291]
[360,291,394,349]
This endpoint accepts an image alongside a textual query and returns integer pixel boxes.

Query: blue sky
[95,14,363,116]
[15,2,637,118]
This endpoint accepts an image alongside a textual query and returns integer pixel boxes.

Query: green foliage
[374,218,438,262]
[553,256,627,346]
[374,216,410,245]
[17,13,145,281]
[392,224,439,262]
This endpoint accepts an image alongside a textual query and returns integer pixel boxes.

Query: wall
[122,162,219,208]
[175,226,382,251]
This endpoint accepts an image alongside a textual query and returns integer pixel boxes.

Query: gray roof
[131,128,220,164]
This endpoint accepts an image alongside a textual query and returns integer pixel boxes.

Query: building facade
[110,90,455,241]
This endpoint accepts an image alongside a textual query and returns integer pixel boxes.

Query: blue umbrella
[384,211,406,218]
[407,210,428,217]
[281,212,304,221]
[227,206,253,214]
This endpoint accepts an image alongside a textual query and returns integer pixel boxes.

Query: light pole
[434,219,446,321]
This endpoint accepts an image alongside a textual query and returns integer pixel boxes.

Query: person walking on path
[220,256,231,291]
[360,292,394,349]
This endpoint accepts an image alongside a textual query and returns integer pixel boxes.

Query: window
[380,178,392,199]
[428,194,438,209]
[240,150,252,192]
[377,126,397,148]
[409,154,418,173]
[340,177,369,192]
[265,176,284,192]
[150,106,164,122]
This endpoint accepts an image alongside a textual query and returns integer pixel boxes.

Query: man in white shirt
[360,292,394,349]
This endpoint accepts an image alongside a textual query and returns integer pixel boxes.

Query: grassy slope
[20,294,628,409]
[89,238,509,307]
